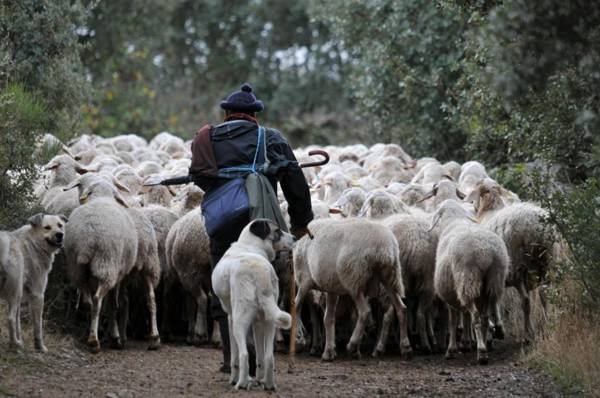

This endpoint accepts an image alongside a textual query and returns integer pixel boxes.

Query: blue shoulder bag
[201,126,268,238]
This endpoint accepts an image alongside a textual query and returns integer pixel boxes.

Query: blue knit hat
[220,83,264,113]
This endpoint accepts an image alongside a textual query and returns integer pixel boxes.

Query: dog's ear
[250,219,271,240]
[58,214,68,223]
[28,213,45,228]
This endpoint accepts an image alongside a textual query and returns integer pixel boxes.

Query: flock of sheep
[27,132,561,365]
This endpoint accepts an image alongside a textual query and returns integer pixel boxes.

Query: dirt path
[0,338,564,397]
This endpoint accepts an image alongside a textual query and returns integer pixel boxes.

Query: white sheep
[64,181,139,353]
[431,200,509,364]
[293,218,412,360]
[374,213,439,355]
[165,207,212,345]
[467,178,557,343]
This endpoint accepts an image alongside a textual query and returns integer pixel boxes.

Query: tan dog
[0,214,66,351]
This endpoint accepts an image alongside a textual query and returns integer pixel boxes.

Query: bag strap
[218,126,268,176]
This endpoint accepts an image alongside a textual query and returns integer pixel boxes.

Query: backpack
[201,126,270,237]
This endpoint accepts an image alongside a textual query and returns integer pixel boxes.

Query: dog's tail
[261,294,292,330]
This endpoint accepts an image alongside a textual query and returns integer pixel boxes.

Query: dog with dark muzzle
[212,219,295,391]
[0,213,67,352]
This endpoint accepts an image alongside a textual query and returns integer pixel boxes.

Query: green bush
[534,178,600,311]
[0,84,47,230]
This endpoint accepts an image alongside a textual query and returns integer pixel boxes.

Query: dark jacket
[190,116,313,229]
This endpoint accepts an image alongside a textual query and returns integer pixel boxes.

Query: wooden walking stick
[288,251,297,373]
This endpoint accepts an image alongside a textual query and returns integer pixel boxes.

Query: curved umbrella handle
[299,150,330,169]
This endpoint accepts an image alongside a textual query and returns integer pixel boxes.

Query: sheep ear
[61,145,74,157]
[498,186,513,198]
[28,213,45,227]
[75,163,91,174]
[416,189,435,203]
[329,207,346,217]
[464,189,480,203]
[167,185,177,196]
[113,191,130,208]
[442,174,455,181]
[111,176,131,193]
[428,212,441,232]
[456,189,466,200]
[357,202,370,218]
[250,219,271,240]
[43,160,59,171]
[63,179,81,192]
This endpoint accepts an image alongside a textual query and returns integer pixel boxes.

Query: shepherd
[165,83,314,373]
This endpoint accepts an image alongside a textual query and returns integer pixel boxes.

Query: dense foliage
[79,0,357,145]
[0,0,88,229]
[0,85,46,229]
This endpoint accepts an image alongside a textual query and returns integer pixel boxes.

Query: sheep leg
[426,308,439,352]
[145,275,161,350]
[233,308,254,390]
[109,288,124,349]
[212,319,222,347]
[470,304,488,365]
[518,283,534,344]
[252,320,265,384]
[229,316,239,386]
[373,305,394,357]
[293,281,312,349]
[185,294,195,344]
[160,278,172,341]
[445,306,458,360]
[117,287,129,347]
[88,283,111,354]
[322,293,338,362]
[346,292,371,359]
[262,321,277,391]
[416,301,432,354]
[459,311,474,352]
[383,284,412,357]
[491,303,505,340]
[309,298,323,356]
[193,290,209,345]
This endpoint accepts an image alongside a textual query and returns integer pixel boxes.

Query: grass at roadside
[530,310,600,397]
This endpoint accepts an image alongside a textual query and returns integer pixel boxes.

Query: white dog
[0,213,66,352]
[212,219,295,391]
